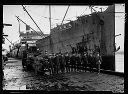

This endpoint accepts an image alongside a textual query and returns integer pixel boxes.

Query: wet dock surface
[3,58,124,92]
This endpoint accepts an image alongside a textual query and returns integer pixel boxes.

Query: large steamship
[36,5,115,71]
[11,5,115,71]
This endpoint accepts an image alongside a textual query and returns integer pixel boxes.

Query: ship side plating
[36,5,115,71]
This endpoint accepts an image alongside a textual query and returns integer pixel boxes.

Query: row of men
[32,51,102,75]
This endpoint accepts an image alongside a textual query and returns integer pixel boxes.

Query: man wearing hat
[61,54,65,73]
[43,50,50,74]
[22,50,27,69]
[70,53,76,72]
[65,52,70,73]
[88,51,94,72]
[54,53,58,74]
[51,53,55,74]
[95,52,102,74]
[55,53,60,74]
[75,53,81,72]
[81,52,88,72]
[49,54,53,75]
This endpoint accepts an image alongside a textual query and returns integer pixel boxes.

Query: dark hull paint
[101,55,115,71]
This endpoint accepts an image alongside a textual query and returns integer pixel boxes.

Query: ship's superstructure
[10,31,49,58]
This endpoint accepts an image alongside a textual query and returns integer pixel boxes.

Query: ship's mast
[49,5,54,53]
[16,18,22,42]
[49,5,52,33]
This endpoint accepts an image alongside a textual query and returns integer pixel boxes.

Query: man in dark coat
[22,50,27,69]
[58,53,63,73]
[95,52,102,74]
[43,50,50,73]
[70,53,76,72]
[81,52,88,72]
[61,54,66,73]
[88,52,94,72]
[54,54,58,74]
[76,54,81,72]
[51,53,55,74]
[65,52,70,73]
[55,53,60,74]
[49,54,54,75]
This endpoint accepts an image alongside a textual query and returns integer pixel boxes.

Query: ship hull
[36,5,115,71]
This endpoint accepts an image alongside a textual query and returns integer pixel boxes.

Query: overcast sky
[3,4,124,52]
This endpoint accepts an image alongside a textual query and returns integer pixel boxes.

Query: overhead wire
[61,5,70,25]
[25,5,76,27]
[28,6,70,20]
[15,16,43,37]
[4,36,15,46]
[80,7,88,16]
[22,5,44,36]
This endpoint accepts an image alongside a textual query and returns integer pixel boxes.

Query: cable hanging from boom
[4,36,14,46]
[15,16,43,37]
[22,5,44,36]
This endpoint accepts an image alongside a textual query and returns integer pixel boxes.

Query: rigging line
[4,36,14,46]
[26,6,73,23]
[49,5,52,32]
[25,6,48,21]
[15,16,43,38]
[80,7,88,16]
[22,5,44,36]
[61,5,70,25]
[42,15,72,21]
[25,8,65,23]
[27,6,74,22]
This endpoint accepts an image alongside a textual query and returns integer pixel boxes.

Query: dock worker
[55,53,59,74]
[43,50,50,73]
[57,52,62,74]
[50,53,55,74]
[54,53,57,74]
[75,53,81,72]
[88,52,94,72]
[81,52,88,72]
[58,53,63,73]
[22,50,27,69]
[68,53,71,72]
[74,53,78,72]
[49,54,53,75]
[65,52,70,73]
[52,53,56,74]
[95,52,102,74]
[70,53,76,72]
[61,54,66,73]
[74,53,77,72]
[33,54,40,74]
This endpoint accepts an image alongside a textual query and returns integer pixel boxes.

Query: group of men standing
[39,50,102,75]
